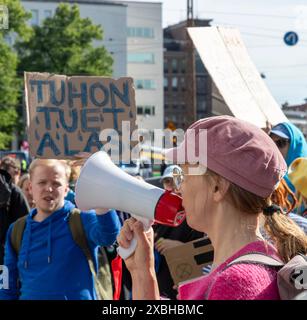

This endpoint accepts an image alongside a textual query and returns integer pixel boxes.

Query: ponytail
[264,213,307,262]
[223,176,307,263]
[264,180,307,263]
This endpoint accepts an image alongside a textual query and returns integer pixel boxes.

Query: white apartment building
[21,0,163,132]
[121,1,163,132]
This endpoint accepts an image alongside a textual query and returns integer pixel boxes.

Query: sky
[127,0,307,106]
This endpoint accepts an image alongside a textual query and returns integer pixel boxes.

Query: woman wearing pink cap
[117,116,307,300]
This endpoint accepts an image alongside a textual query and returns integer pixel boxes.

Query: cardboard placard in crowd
[24,72,137,159]
[164,237,214,285]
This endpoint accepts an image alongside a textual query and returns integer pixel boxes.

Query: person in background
[118,116,307,300]
[269,122,307,193]
[68,161,81,192]
[0,156,21,185]
[266,178,307,234]
[18,174,35,209]
[288,157,307,216]
[0,159,29,265]
[61,160,76,205]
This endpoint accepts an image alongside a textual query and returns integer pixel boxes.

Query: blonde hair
[66,160,80,183]
[18,173,30,189]
[29,159,69,182]
[206,170,307,263]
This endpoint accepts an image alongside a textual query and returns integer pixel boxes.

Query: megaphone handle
[117,217,153,260]
[117,237,138,260]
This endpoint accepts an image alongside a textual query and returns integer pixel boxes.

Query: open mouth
[43,196,55,203]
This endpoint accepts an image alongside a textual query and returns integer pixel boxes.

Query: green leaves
[0,2,114,149]
[0,0,32,40]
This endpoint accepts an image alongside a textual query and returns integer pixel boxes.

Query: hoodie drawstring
[47,220,52,264]
[24,223,32,269]
[24,218,53,268]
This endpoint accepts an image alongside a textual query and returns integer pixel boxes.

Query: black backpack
[0,172,12,264]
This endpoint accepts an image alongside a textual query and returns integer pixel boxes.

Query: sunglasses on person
[273,139,289,149]
[172,166,208,189]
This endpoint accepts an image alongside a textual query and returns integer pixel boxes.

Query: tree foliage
[0,2,113,149]
[0,0,31,149]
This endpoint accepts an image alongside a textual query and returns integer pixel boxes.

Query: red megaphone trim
[154,190,186,226]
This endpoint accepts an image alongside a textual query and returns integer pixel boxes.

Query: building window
[164,77,168,90]
[172,77,178,91]
[44,10,52,19]
[181,59,186,73]
[135,79,156,90]
[137,107,143,115]
[30,9,39,25]
[197,98,207,112]
[127,27,154,38]
[128,53,154,64]
[172,59,178,73]
[180,77,186,91]
[137,105,155,116]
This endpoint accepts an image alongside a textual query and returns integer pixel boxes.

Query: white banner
[188,26,288,128]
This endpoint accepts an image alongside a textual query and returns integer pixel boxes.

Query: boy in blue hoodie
[0,159,121,300]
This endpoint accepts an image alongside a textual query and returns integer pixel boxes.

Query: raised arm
[81,209,121,247]
[117,218,160,300]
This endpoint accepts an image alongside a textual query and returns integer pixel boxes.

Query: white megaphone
[75,151,185,259]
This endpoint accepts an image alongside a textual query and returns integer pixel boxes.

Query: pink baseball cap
[165,116,287,197]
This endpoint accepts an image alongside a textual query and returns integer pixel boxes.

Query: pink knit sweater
[178,241,281,300]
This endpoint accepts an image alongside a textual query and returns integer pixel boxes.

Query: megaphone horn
[75,151,185,258]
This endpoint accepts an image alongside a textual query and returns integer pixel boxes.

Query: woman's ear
[212,177,230,202]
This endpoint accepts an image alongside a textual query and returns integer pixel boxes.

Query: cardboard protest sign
[188,27,288,128]
[164,237,214,285]
[25,72,137,159]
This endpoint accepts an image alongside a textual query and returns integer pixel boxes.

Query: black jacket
[153,220,204,299]
[0,169,30,264]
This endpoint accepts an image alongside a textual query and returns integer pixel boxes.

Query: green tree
[0,0,31,149]
[17,3,113,76]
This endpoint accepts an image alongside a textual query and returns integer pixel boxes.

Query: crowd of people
[0,117,307,300]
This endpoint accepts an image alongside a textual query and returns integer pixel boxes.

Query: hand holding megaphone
[75,151,185,259]
[117,215,153,259]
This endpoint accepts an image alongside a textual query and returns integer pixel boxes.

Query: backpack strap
[228,253,284,268]
[69,208,113,300]
[204,252,284,299]
[11,215,28,255]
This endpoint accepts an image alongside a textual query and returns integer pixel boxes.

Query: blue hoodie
[0,201,120,300]
[277,122,307,192]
